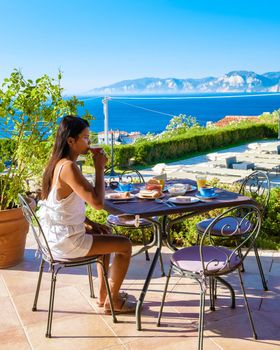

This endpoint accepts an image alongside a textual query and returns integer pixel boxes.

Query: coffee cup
[118,182,133,192]
[199,186,215,197]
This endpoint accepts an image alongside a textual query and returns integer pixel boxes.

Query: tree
[0,70,93,209]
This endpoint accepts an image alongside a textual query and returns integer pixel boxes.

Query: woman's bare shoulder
[59,159,80,174]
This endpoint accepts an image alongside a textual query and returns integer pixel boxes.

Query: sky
[1,0,280,94]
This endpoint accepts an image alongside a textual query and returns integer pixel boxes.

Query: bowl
[167,184,186,196]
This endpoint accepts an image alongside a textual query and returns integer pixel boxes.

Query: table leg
[136,219,162,331]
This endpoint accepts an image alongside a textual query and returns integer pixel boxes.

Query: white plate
[105,193,135,200]
[135,193,165,200]
[196,193,218,200]
[168,196,200,205]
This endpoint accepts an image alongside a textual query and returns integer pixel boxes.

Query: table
[104,179,255,330]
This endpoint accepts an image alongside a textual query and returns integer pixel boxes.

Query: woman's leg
[85,220,111,305]
[86,234,132,310]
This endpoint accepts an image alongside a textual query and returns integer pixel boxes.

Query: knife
[112,200,139,204]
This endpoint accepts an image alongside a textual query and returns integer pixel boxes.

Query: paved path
[141,140,280,185]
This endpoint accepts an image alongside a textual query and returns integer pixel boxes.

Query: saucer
[196,193,218,200]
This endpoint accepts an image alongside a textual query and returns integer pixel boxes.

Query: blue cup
[118,182,133,192]
[199,186,215,197]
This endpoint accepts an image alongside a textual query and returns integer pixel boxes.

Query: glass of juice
[89,145,104,155]
[196,174,207,191]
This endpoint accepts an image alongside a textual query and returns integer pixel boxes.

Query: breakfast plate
[168,196,200,205]
[135,193,165,200]
[105,193,135,200]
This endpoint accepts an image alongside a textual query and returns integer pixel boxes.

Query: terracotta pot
[0,198,35,268]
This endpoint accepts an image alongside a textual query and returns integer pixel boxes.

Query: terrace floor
[1,232,280,350]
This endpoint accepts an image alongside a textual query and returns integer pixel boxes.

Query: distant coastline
[77,92,280,134]
[86,70,280,96]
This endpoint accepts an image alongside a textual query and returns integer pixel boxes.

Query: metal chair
[107,169,151,261]
[18,194,117,338]
[196,170,270,291]
[157,204,261,350]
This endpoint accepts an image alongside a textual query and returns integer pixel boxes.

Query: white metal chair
[196,170,270,291]
[18,194,117,338]
[158,204,261,350]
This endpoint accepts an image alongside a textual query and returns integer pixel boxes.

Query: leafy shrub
[111,122,277,166]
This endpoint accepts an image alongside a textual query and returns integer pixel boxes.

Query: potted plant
[0,70,92,268]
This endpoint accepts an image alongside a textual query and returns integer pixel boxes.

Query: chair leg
[209,277,215,311]
[141,228,150,261]
[32,259,45,311]
[215,276,236,309]
[237,246,245,272]
[253,244,268,291]
[87,264,95,298]
[198,285,206,350]
[237,268,258,340]
[98,260,117,323]
[157,265,172,326]
[46,268,57,338]
[213,278,217,300]
[159,252,165,277]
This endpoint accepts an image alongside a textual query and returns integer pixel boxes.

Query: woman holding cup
[38,115,134,314]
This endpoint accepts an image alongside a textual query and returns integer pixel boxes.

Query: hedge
[111,122,277,166]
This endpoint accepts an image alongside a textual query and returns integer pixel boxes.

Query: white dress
[37,161,93,259]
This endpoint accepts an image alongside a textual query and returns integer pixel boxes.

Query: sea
[76,93,280,135]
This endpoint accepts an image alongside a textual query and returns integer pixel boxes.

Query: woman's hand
[85,218,112,235]
[89,147,108,169]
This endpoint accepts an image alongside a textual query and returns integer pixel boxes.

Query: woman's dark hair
[42,115,89,199]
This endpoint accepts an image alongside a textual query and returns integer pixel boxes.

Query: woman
[38,115,134,314]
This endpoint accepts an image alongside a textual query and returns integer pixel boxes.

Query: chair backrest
[120,169,145,184]
[18,194,54,263]
[200,204,261,276]
[239,170,270,218]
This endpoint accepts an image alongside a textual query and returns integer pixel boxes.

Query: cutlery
[112,200,139,204]
[155,199,175,207]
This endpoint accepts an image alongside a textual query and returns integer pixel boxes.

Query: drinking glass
[89,145,103,155]
[196,174,207,191]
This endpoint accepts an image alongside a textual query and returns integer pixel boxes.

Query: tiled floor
[1,232,280,350]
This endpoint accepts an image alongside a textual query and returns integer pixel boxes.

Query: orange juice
[197,178,206,190]
[158,179,165,189]
[196,175,207,190]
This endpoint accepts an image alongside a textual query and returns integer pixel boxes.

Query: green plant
[0,70,92,209]
[111,119,277,166]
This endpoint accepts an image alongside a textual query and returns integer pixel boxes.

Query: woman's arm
[59,151,108,209]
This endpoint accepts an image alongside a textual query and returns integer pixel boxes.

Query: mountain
[87,71,280,95]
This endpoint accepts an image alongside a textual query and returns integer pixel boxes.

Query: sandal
[104,298,136,315]
[96,291,128,307]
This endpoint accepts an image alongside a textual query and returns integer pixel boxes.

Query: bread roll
[139,189,161,198]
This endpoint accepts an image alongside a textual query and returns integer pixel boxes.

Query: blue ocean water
[77,93,280,135]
